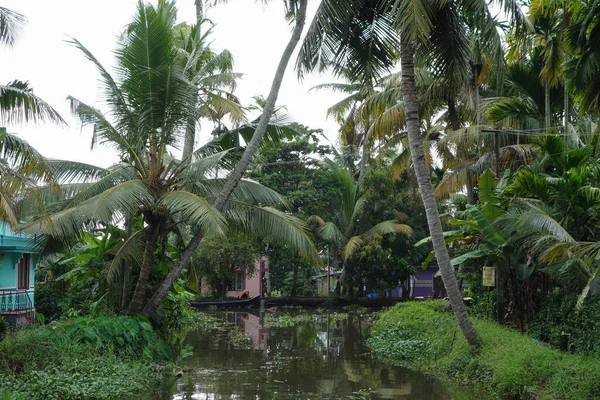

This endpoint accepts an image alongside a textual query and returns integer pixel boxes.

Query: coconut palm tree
[0,7,66,228]
[174,17,244,162]
[18,0,317,318]
[141,0,311,317]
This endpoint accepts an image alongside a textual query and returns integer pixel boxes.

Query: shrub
[0,317,9,342]
[0,316,170,399]
[0,355,152,400]
[33,285,64,321]
[370,301,600,399]
[528,292,600,356]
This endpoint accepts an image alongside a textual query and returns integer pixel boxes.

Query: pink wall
[221,256,268,298]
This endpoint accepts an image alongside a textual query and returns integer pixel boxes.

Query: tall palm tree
[142,0,310,317]
[20,0,318,318]
[174,17,244,162]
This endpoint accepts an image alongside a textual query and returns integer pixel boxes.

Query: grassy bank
[369,301,600,399]
[0,316,171,400]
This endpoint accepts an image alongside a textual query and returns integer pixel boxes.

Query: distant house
[0,222,38,328]
[312,270,342,296]
[201,256,269,298]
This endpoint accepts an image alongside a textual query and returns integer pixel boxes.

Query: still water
[153,311,481,400]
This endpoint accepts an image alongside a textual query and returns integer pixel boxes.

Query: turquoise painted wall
[0,222,38,306]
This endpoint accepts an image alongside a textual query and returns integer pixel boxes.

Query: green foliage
[0,317,8,342]
[0,355,152,400]
[370,301,600,399]
[0,316,174,399]
[347,235,416,293]
[33,285,66,321]
[194,234,260,298]
[248,122,339,220]
[529,292,600,356]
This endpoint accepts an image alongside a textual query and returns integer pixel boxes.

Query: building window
[228,272,243,291]
[17,254,31,290]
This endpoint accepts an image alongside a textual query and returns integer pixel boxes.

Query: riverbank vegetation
[371,302,600,399]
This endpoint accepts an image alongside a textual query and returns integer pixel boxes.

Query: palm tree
[141,0,311,317]
[19,1,317,318]
[0,7,65,228]
[564,0,600,113]
[174,17,244,162]
[309,162,412,294]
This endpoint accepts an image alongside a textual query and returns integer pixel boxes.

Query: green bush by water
[369,301,600,399]
[528,292,600,356]
[0,316,171,399]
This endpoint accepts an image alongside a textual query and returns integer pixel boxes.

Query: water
[153,311,481,400]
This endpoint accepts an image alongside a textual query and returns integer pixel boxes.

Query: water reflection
[153,311,484,400]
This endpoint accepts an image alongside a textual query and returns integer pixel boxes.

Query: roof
[0,222,38,253]
[311,270,343,279]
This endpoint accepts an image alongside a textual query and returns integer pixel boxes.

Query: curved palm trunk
[400,38,480,349]
[212,0,307,212]
[127,221,161,316]
[140,0,308,318]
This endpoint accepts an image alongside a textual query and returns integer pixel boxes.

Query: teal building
[0,222,38,327]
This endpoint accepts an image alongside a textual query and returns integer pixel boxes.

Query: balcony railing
[0,290,35,322]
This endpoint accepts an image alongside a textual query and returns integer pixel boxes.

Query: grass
[369,301,600,399]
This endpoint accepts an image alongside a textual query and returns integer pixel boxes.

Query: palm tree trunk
[127,221,161,316]
[195,0,203,19]
[212,0,307,212]
[140,0,308,318]
[400,38,480,349]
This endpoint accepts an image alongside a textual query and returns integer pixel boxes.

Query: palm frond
[0,81,65,125]
[0,7,26,47]
[225,202,321,264]
[363,220,413,237]
[160,190,227,237]
[343,235,363,260]
[318,221,346,245]
[105,229,144,283]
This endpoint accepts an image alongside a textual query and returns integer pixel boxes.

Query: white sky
[0,0,344,168]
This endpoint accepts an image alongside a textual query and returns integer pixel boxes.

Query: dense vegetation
[371,302,600,399]
[1,0,600,397]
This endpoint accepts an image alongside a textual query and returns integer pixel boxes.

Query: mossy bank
[369,301,600,399]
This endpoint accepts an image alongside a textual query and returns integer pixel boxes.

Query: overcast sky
[0,0,345,168]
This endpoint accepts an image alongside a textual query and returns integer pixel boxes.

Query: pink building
[201,256,269,298]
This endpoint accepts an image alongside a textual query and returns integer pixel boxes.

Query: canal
[153,311,482,399]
